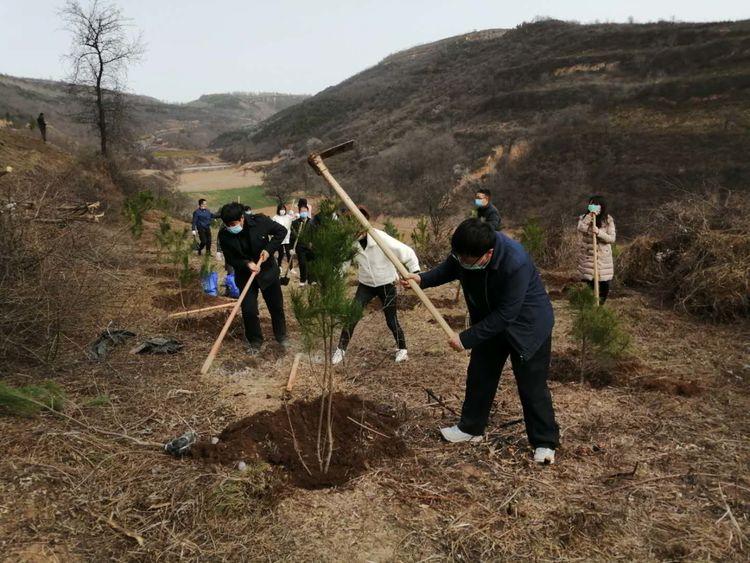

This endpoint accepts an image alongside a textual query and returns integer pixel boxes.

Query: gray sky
[1,0,747,102]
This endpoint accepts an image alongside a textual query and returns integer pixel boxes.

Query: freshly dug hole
[191,393,408,489]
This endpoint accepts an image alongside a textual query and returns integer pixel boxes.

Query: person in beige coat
[577,195,616,304]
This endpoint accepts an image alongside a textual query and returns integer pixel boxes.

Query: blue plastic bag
[224,273,240,298]
[201,271,219,297]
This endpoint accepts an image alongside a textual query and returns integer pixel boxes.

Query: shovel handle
[200,255,266,374]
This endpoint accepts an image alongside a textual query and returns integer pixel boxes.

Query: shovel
[280,220,307,286]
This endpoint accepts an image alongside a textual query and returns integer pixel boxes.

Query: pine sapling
[290,200,362,473]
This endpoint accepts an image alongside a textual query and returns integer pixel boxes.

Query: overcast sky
[1,0,747,102]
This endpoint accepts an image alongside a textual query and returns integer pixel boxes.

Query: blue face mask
[300,211,309,219]
[454,253,490,270]
[587,203,601,215]
[474,198,485,208]
[227,224,242,234]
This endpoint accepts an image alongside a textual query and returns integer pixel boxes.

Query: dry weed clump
[620,191,749,321]
[0,165,118,367]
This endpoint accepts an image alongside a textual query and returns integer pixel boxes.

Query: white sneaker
[299,281,307,287]
[533,447,555,464]
[331,348,345,365]
[395,349,408,363]
[440,425,483,443]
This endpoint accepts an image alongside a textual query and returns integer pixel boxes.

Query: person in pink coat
[577,195,616,304]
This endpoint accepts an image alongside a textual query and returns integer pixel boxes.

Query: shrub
[0,381,66,417]
[123,190,158,238]
[155,216,197,286]
[382,218,401,240]
[567,285,630,381]
[520,217,546,263]
[290,200,362,473]
[619,191,749,321]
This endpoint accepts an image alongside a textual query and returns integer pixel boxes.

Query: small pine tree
[520,217,546,264]
[568,285,630,382]
[383,218,401,240]
[290,200,363,474]
[155,216,197,287]
[123,190,156,238]
[0,381,66,417]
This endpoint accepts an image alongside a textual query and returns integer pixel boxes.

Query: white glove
[192,230,197,236]
[216,251,224,261]
[289,249,296,257]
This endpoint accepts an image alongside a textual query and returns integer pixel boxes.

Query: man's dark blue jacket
[420,232,554,360]
[191,208,215,230]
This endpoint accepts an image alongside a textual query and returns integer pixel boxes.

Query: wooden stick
[591,212,600,306]
[200,257,265,374]
[454,282,461,303]
[285,353,302,392]
[309,154,454,338]
[167,301,234,319]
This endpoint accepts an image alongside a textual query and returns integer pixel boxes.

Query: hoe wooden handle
[591,212,600,306]
[308,153,455,339]
[200,255,266,374]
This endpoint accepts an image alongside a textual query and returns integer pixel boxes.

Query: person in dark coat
[217,202,288,354]
[401,218,559,464]
[37,113,47,143]
[474,188,501,231]
[191,199,217,256]
[289,199,316,286]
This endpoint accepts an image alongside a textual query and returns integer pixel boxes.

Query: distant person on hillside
[36,113,47,143]
[400,219,559,464]
[290,199,316,286]
[272,203,293,266]
[577,195,616,304]
[331,206,420,366]
[218,202,288,354]
[191,199,217,256]
[474,188,501,230]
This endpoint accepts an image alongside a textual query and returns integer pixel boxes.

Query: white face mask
[279,210,286,216]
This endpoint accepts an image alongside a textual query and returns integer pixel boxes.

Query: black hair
[476,188,491,198]
[357,205,370,220]
[243,205,252,212]
[297,198,308,211]
[220,202,244,224]
[198,198,206,205]
[276,203,287,215]
[451,218,496,257]
[588,195,609,228]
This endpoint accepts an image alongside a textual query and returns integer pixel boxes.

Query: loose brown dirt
[191,393,408,489]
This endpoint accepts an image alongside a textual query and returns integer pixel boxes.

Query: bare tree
[264,157,305,205]
[61,0,144,156]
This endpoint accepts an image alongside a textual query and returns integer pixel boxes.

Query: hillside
[213,19,750,232]
[0,74,307,150]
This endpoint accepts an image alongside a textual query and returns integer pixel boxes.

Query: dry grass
[0,209,748,560]
[620,190,750,321]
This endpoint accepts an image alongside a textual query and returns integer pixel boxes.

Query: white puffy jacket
[354,229,420,287]
[272,213,293,244]
[577,214,616,282]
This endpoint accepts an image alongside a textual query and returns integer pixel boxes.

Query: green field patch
[193,185,275,211]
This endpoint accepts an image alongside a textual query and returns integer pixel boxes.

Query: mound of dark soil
[191,393,408,489]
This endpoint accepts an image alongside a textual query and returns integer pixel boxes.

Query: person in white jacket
[333,207,421,365]
[271,203,294,266]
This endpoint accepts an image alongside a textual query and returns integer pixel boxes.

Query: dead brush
[620,189,750,321]
[0,165,118,367]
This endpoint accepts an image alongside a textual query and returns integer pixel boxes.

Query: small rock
[237,461,247,471]
[211,437,219,445]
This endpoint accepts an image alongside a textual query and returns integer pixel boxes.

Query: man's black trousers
[339,282,406,350]
[239,279,286,345]
[458,335,559,449]
[197,227,212,255]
